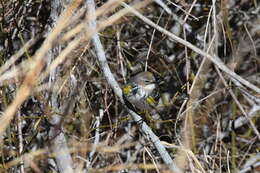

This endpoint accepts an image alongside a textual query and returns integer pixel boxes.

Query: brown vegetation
[0,0,259,172]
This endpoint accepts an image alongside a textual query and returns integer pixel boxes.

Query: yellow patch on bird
[123,85,132,95]
[146,96,157,105]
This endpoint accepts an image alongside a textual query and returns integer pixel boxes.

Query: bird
[122,71,160,113]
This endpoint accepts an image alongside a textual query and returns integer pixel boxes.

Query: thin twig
[215,67,260,140]
[152,0,172,14]
[17,111,25,173]
[86,108,104,169]
[0,36,39,76]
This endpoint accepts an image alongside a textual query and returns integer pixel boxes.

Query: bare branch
[86,0,182,172]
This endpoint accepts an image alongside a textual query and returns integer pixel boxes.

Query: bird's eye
[144,80,152,83]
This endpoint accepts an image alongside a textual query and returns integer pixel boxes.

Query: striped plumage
[123,72,160,112]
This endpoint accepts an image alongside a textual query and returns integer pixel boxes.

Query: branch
[86,0,182,172]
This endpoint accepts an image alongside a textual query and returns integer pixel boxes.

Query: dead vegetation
[0,0,259,172]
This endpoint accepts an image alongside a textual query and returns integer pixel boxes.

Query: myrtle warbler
[122,72,160,112]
